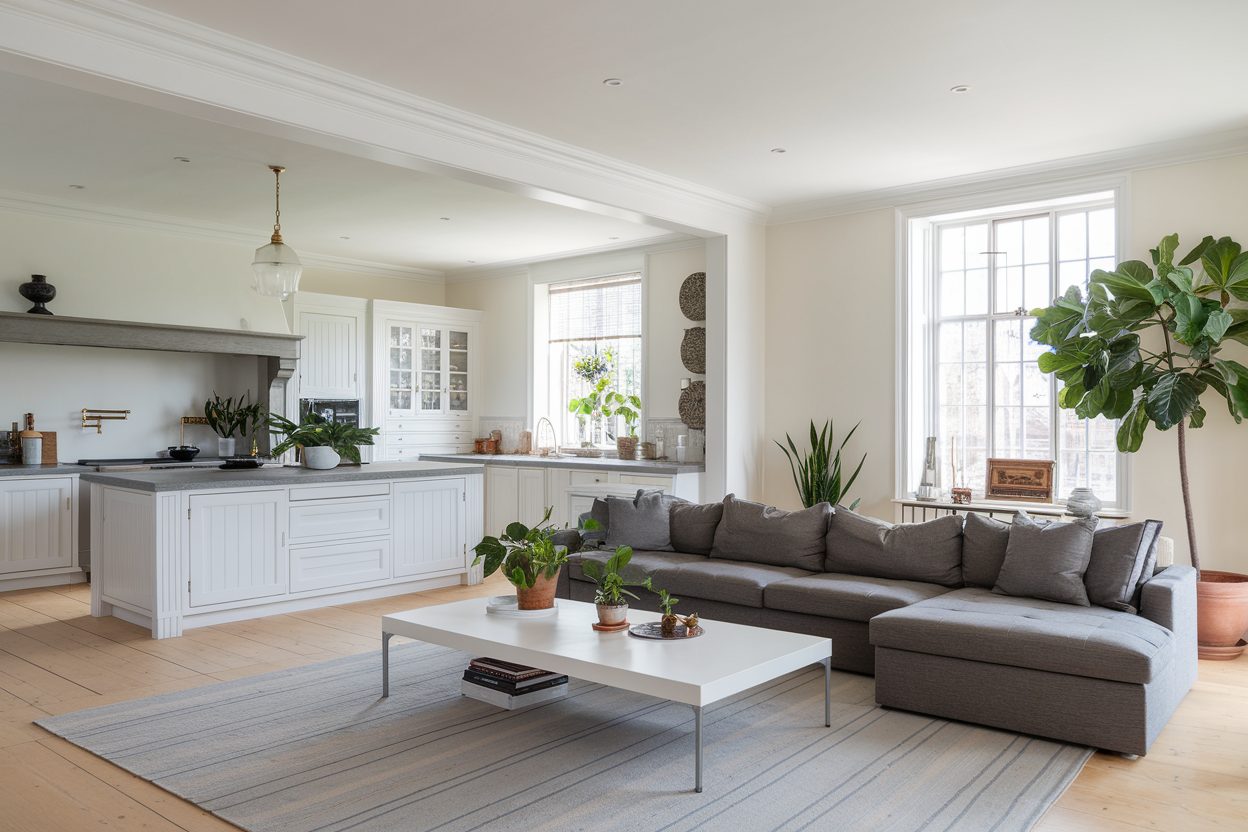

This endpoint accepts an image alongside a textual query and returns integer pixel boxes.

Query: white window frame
[895,176,1133,511]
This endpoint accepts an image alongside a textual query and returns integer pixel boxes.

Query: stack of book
[461,657,568,709]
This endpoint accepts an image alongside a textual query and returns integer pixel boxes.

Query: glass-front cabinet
[388,323,415,414]
[386,320,472,418]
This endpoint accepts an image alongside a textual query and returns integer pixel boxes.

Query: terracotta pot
[514,569,560,610]
[1197,571,1248,660]
[616,435,639,460]
[596,603,628,626]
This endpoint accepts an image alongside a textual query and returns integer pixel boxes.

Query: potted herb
[644,577,680,635]
[580,545,641,626]
[267,412,380,469]
[1031,233,1248,659]
[605,391,643,460]
[776,420,867,510]
[472,507,569,610]
[568,350,615,447]
[204,392,262,457]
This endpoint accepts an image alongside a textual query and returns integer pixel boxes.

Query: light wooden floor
[0,580,1243,831]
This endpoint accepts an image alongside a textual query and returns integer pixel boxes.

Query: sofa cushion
[566,549,702,584]
[711,495,830,570]
[824,510,964,588]
[993,512,1096,605]
[655,559,813,608]
[605,490,673,551]
[670,501,723,555]
[765,573,953,623]
[962,513,1011,588]
[869,587,1174,684]
[1085,520,1163,613]
[579,498,611,545]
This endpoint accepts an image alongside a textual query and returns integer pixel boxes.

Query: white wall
[0,210,443,461]
[762,153,1248,572]
[646,245,707,419]
[441,269,528,419]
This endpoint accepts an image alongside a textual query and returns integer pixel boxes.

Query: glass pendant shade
[251,240,302,301]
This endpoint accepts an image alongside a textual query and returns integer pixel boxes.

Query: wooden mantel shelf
[0,310,301,360]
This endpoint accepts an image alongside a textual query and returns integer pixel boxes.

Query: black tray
[627,622,704,640]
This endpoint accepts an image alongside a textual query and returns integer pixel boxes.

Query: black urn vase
[19,274,55,315]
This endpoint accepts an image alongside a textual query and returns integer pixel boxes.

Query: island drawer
[289,537,391,593]
[289,482,391,502]
[289,496,391,541]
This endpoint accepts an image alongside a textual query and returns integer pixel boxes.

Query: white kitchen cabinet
[517,467,548,527]
[485,466,519,536]
[0,477,74,574]
[289,294,368,401]
[289,538,391,594]
[188,490,287,607]
[393,478,467,576]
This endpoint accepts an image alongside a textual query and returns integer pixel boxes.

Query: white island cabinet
[0,471,85,590]
[84,462,484,639]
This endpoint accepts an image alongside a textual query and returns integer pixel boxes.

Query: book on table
[462,668,568,695]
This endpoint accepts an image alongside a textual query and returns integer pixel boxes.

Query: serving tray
[627,621,704,640]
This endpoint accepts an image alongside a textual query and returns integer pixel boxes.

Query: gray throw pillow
[605,490,673,551]
[961,513,1011,587]
[670,501,723,555]
[710,494,830,570]
[1084,520,1163,613]
[578,498,611,546]
[993,512,1096,606]
[825,510,964,587]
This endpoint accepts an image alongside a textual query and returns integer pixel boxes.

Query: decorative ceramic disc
[679,271,706,321]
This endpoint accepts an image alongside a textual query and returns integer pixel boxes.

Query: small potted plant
[580,545,640,627]
[567,350,615,448]
[472,507,569,610]
[645,577,680,635]
[267,412,380,469]
[204,392,261,457]
[605,391,642,460]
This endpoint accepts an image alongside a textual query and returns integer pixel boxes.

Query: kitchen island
[83,461,484,638]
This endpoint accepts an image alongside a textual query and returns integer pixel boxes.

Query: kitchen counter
[418,453,705,475]
[80,460,484,493]
[0,463,93,477]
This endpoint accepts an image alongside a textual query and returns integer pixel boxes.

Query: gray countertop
[418,453,705,475]
[0,463,93,477]
[79,461,484,493]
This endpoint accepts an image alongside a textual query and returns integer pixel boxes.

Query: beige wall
[299,268,444,306]
[442,271,528,419]
[647,245,707,419]
[762,153,1248,572]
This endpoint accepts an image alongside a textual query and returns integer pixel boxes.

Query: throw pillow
[993,512,1097,605]
[825,510,964,587]
[670,501,723,555]
[605,490,673,551]
[578,498,611,547]
[710,494,830,570]
[961,513,1011,587]
[1084,520,1163,613]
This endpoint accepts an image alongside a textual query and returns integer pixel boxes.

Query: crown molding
[445,233,700,283]
[770,126,1248,225]
[0,0,769,230]
[0,189,445,283]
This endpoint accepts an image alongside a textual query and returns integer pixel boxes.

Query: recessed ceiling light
[608,236,620,241]
[440,216,451,221]
[466,260,477,264]
[339,235,351,240]
[950,84,971,94]
[68,184,85,189]
[770,147,787,154]
[602,78,623,87]
[173,156,191,163]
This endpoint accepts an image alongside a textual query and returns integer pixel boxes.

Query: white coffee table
[381,598,832,792]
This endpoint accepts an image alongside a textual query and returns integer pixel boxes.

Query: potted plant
[1031,233,1248,659]
[605,391,643,460]
[204,392,261,457]
[267,412,380,469]
[644,577,680,635]
[568,350,615,447]
[472,507,570,610]
[775,419,867,510]
[580,545,640,626]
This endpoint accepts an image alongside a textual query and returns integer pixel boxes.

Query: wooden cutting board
[41,431,57,464]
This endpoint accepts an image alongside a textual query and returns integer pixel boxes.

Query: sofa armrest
[1139,564,1198,693]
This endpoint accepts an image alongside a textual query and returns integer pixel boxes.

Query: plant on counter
[604,390,643,460]
[472,506,570,610]
[644,577,681,635]
[568,349,615,447]
[267,411,380,469]
[580,545,641,627]
[204,392,265,457]
[1030,232,1248,659]
[776,420,866,511]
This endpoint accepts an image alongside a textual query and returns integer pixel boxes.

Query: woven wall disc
[680,327,706,374]
[678,380,706,430]
[679,272,706,321]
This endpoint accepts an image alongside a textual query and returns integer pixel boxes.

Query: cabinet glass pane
[448,350,468,373]
[420,328,441,349]
[421,350,441,371]
[389,326,412,348]
[421,392,441,411]
[449,330,468,351]
[449,372,467,392]
[390,391,411,410]
[390,370,411,390]
[390,347,411,369]
[449,392,468,412]
[420,372,440,391]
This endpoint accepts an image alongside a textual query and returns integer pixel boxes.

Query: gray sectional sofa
[558,493,1197,756]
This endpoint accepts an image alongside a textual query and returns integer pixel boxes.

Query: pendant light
[251,165,302,300]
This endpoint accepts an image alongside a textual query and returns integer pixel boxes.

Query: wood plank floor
[0,580,1243,831]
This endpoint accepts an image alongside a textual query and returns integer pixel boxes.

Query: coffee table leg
[381,631,393,698]
[693,705,703,793]
[824,658,832,728]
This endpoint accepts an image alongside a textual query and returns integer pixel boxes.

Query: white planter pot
[302,446,341,470]
[595,603,628,626]
[217,437,236,458]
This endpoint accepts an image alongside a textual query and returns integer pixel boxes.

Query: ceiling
[129,0,1248,208]
[0,70,675,273]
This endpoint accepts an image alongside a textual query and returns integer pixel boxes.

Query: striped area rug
[37,642,1090,832]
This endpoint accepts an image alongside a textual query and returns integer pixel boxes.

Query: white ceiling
[0,70,675,272]
[128,0,1248,208]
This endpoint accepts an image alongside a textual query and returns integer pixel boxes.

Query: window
[545,273,642,447]
[904,190,1125,506]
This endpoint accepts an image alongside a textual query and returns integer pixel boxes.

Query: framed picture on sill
[985,458,1054,503]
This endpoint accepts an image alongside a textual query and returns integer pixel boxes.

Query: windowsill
[893,496,1129,520]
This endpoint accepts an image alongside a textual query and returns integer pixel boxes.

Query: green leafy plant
[643,577,679,616]
[604,392,643,437]
[1031,233,1248,573]
[776,420,867,510]
[472,506,570,590]
[267,412,380,463]
[580,545,642,605]
[204,392,263,440]
[568,349,616,443]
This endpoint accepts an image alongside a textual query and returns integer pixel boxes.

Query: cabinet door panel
[485,467,519,537]
[393,479,466,577]
[299,311,358,398]
[517,467,547,527]
[0,478,72,573]
[189,491,286,607]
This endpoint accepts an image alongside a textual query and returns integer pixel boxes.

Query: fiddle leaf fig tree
[1030,233,1248,573]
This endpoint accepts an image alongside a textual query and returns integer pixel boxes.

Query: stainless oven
[300,399,361,427]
